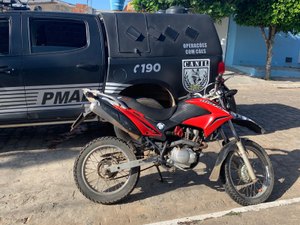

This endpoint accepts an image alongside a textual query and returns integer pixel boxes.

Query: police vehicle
[0,1,227,128]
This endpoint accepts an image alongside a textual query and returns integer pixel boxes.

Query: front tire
[223,140,274,206]
[74,137,140,204]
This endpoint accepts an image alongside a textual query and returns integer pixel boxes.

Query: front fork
[227,120,257,181]
[217,93,257,182]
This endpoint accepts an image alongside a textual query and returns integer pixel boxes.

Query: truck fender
[209,139,239,182]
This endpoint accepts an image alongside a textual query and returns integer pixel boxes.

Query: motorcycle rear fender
[70,104,95,132]
[90,100,141,140]
[209,139,238,182]
[231,112,266,134]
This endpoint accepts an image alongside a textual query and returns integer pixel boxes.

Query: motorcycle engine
[169,146,198,169]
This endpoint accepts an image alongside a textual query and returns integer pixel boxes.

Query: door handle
[0,66,15,75]
[76,64,99,72]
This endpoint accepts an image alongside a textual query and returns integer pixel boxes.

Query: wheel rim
[228,146,272,199]
[81,145,132,195]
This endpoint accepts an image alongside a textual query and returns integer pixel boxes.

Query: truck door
[21,13,105,122]
[0,15,26,126]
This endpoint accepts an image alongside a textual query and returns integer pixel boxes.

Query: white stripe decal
[104,87,125,91]
[104,90,121,94]
[0,91,26,95]
[0,104,82,114]
[0,101,27,105]
[25,83,102,90]
[26,105,81,111]
[105,82,131,87]
[0,107,27,113]
[0,84,103,114]
[0,84,102,92]
[0,87,25,91]
[0,94,28,99]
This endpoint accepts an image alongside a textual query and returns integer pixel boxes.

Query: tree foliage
[234,0,300,34]
[131,0,235,21]
[132,0,300,33]
[271,0,300,34]
[131,0,300,79]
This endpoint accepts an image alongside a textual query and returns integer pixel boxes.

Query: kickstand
[155,165,164,183]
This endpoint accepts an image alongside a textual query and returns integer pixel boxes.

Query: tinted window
[30,19,87,53]
[0,19,9,55]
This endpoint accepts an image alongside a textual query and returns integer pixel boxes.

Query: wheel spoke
[82,144,134,195]
[227,146,272,198]
[91,153,100,163]
[94,177,101,190]
[223,142,274,205]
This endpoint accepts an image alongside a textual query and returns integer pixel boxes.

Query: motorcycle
[71,75,274,206]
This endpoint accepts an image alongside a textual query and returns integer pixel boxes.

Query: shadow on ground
[1,135,298,204]
[234,103,300,135]
[268,148,300,200]
[0,122,115,168]
[123,148,300,204]
[0,122,114,153]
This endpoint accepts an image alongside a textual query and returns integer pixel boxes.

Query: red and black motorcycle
[72,75,274,206]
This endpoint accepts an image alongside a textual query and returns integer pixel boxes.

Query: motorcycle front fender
[231,112,266,134]
[209,139,238,182]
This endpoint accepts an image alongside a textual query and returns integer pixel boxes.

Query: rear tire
[73,137,140,204]
[223,140,274,206]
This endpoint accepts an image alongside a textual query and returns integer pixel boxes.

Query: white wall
[214,17,229,61]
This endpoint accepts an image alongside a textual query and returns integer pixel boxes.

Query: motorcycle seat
[119,96,177,121]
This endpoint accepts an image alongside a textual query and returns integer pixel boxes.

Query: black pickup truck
[0,9,224,128]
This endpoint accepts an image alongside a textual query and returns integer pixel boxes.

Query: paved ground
[182,202,300,225]
[199,202,300,225]
[0,74,300,225]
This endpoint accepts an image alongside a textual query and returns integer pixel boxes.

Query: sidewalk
[0,75,300,225]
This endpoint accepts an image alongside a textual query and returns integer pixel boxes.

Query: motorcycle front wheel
[223,140,274,206]
[74,137,140,204]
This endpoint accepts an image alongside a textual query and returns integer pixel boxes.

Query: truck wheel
[114,97,164,141]
[136,97,164,109]
[73,137,140,204]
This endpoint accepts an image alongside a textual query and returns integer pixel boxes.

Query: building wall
[28,1,94,14]
[214,17,229,61]
[28,0,74,12]
[226,17,300,69]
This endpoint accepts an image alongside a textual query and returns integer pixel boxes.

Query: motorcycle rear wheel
[74,137,140,204]
[223,140,274,206]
